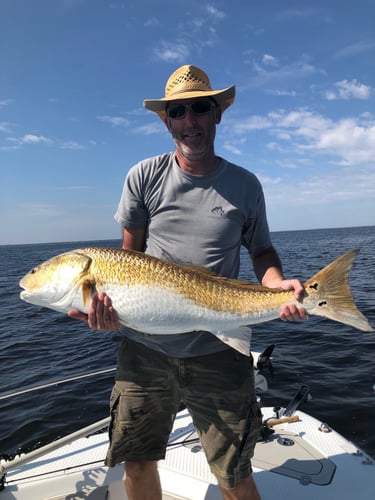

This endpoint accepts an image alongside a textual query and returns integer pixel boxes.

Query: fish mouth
[20,290,29,300]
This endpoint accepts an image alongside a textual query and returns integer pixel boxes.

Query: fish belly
[102,284,249,334]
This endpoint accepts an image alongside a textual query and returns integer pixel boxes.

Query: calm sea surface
[0,226,374,459]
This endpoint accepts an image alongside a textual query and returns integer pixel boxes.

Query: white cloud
[229,109,375,166]
[334,40,375,59]
[324,90,336,100]
[206,4,226,20]
[151,4,226,62]
[135,122,164,135]
[153,41,190,62]
[262,54,279,67]
[230,115,273,133]
[223,142,241,155]
[324,79,373,100]
[144,17,159,27]
[243,56,325,90]
[5,134,88,150]
[97,115,130,127]
[266,141,289,153]
[19,203,62,217]
[10,134,53,145]
[265,168,375,208]
[266,89,297,97]
[274,159,299,169]
[276,7,327,21]
[269,109,328,138]
[59,140,86,150]
[257,175,282,186]
[0,99,13,109]
[0,121,12,133]
[57,185,93,190]
[0,145,19,151]
[311,118,375,165]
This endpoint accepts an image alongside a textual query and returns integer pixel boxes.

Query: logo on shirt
[211,206,224,216]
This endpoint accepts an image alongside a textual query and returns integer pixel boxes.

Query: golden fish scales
[79,247,294,315]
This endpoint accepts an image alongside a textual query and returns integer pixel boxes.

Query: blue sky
[1,0,374,245]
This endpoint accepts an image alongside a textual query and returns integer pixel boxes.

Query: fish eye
[31,267,38,274]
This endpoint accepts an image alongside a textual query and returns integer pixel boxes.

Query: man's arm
[67,227,146,330]
[121,226,146,251]
[251,246,308,322]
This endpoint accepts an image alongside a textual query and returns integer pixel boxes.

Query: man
[70,65,307,500]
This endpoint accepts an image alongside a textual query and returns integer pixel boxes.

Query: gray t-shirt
[114,152,272,357]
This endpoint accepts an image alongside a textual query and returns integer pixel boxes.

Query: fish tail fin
[214,327,252,356]
[304,249,374,332]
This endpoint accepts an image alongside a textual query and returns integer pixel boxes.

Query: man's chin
[179,145,207,160]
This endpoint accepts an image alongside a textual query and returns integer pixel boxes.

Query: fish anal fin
[213,327,252,356]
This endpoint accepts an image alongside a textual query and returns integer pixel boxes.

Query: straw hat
[143,65,235,121]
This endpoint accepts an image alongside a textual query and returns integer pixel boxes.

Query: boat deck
[1,407,374,500]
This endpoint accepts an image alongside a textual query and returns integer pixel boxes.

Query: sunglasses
[167,100,216,120]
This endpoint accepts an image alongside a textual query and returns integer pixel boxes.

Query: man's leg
[220,476,261,500]
[183,350,262,500]
[125,460,161,500]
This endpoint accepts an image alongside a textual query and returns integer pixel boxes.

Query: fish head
[19,250,92,313]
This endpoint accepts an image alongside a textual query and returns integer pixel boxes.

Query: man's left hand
[278,279,309,321]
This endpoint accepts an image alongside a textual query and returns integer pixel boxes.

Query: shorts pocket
[239,401,263,457]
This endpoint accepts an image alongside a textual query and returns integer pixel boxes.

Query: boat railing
[0,416,110,479]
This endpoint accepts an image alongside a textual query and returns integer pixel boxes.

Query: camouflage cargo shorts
[104,336,262,489]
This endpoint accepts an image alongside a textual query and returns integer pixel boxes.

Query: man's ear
[215,107,222,124]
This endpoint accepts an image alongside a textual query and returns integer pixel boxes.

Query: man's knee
[125,460,158,476]
[220,476,261,500]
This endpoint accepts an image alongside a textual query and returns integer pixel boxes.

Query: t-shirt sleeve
[114,163,149,229]
[242,187,272,254]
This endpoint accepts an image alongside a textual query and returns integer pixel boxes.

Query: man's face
[165,98,221,162]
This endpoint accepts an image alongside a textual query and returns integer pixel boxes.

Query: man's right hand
[68,292,121,331]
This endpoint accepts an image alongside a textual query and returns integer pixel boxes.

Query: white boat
[1,346,374,499]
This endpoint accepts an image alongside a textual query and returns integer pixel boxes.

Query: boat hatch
[254,431,336,485]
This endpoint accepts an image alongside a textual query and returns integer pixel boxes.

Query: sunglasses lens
[167,105,186,119]
[167,100,214,119]
[191,101,213,114]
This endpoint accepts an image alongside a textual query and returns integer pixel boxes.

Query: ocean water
[0,226,374,460]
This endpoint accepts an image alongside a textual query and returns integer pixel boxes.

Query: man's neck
[175,151,221,176]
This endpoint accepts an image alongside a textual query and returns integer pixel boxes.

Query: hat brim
[143,85,235,121]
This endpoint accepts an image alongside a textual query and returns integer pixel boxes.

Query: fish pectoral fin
[213,326,252,356]
[81,278,97,307]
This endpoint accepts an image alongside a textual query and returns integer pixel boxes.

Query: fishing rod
[0,367,116,401]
